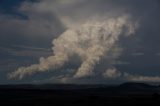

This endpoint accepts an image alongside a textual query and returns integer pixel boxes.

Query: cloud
[124,73,160,82]
[0,0,160,84]
[12,45,51,51]
[103,68,121,79]
[156,53,160,56]
[131,52,144,56]
[0,1,65,47]
[8,15,137,79]
[33,74,72,84]
[112,61,130,65]
[0,46,52,58]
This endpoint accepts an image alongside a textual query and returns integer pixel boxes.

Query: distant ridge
[116,82,159,92]
[0,82,159,92]
[119,82,154,89]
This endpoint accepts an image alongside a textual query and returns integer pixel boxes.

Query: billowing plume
[8,15,136,79]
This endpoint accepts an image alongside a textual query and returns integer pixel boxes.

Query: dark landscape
[0,82,160,106]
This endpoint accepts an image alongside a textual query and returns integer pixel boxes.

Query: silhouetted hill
[119,82,153,88]
[0,82,160,105]
[0,84,111,90]
[117,82,159,92]
[0,82,159,91]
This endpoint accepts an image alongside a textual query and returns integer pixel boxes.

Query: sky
[0,0,160,84]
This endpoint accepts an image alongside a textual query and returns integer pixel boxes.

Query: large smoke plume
[8,15,137,80]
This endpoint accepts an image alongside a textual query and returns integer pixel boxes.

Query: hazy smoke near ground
[8,15,136,80]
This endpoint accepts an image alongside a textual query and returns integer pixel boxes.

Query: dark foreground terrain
[0,82,160,106]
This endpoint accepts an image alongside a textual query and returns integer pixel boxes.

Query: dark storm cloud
[0,0,65,48]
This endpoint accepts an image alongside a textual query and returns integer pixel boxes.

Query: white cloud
[103,68,121,79]
[8,15,137,79]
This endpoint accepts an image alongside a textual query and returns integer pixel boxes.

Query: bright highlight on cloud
[8,15,137,80]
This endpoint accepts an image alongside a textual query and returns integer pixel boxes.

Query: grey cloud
[131,52,144,56]
[156,53,160,56]
[12,45,51,52]
[112,61,130,65]
[124,73,160,82]
[0,46,52,58]
[0,1,65,47]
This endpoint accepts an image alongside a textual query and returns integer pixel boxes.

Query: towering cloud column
[8,15,136,79]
